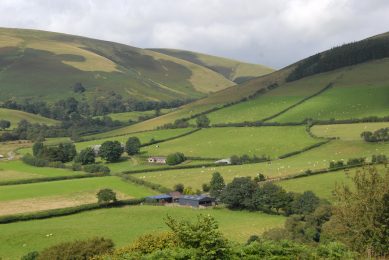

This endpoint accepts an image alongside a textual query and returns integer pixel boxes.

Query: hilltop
[0,28,272,103]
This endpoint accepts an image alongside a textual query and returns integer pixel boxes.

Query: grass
[204,72,338,124]
[0,160,84,182]
[78,128,194,148]
[0,108,58,128]
[99,109,173,123]
[142,126,320,158]
[311,122,389,141]
[278,165,387,201]
[0,28,242,104]
[0,176,154,202]
[0,206,285,259]
[133,138,389,190]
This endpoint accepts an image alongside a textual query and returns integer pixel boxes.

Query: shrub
[83,164,110,174]
[21,251,39,260]
[37,237,114,260]
[174,183,184,193]
[47,161,65,168]
[202,183,210,192]
[97,189,117,204]
[72,163,82,171]
[166,152,186,165]
[22,154,48,167]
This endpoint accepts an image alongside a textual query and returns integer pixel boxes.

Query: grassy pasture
[311,122,389,141]
[99,109,173,123]
[78,128,194,148]
[0,108,58,128]
[142,126,319,158]
[0,176,154,202]
[204,71,338,124]
[133,138,389,190]
[278,165,387,201]
[0,160,84,182]
[0,206,285,259]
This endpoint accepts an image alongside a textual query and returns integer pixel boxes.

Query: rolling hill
[0,108,58,128]
[150,48,274,83]
[96,31,389,136]
[0,28,272,103]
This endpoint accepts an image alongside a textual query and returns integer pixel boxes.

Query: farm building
[145,194,173,203]
[169,191,182,202]
[148,156,167,164]
[214,158,231,165]
[178,195,215,207]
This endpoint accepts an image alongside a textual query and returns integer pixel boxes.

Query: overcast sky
[0,0,388,68]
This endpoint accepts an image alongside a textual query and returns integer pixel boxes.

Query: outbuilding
[178,195,215,208]
[148,156,167,164]
[145,194,173,204]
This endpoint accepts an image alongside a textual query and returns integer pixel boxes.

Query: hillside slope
[92,31,389,136]
[150,48,274,83]
[0,28,272,103]
[0,108,58,128]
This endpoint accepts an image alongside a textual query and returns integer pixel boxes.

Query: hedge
[0,198,145,224]
[0,173,104,186]
[121,175,172,193]
[278,140,331,159]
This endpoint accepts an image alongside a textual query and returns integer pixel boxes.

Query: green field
[278,165,387,201]
[0,108,58,128]
[143,126,319,158]
[311,122,389,140]
[77,128,195,149]
[204,72,338,124]
[133,138,389,190]
[0,206,285,259]
[0,176,154,202]
[100,109,173,123]
[0,160,84,182]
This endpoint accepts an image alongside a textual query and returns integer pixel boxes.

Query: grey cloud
[0,0,388,68]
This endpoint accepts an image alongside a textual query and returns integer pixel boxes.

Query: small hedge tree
[0,120,11,130]
[166,152,186,165]
[125,137,141,155]
[97,189,117,204]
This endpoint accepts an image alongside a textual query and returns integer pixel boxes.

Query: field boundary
[0,198,144,224]
[261,82,334,122]
[140,128,201,147]
[0,173,105,186]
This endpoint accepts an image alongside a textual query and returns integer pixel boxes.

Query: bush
[72,163,82,171]
[47,161,65,168]
[202,183,210,192]
[22,154,48,167]
[37,237,114,260]
[166,152,186,165]
[21,251,39,260]
[174,183,184,193]
[97,189,117,204]
[83,164,110,174]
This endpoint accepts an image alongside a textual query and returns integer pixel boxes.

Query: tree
[250,183,292,213]
[196,115,210,128]
[322,167,389,256]
[32,142,44,157]
[99,140,123,162]
[125,137,141,155]
[97,189,117,204]
[37,237,113,259]
[74,147,95,165]
[165,214,231,259]
[290,191,320,215]
[174,183,184,193]
[230,155,242,165]
[166,152,186,165]
[254,173,266,182]
[221,177,257,209]
[0,120,11,130]
[202,183,210,192]
[209,172,225,200]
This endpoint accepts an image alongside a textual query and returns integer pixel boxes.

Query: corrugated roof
[147,194,172,200]
[180,195,213,201]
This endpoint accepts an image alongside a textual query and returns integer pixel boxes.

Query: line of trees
[361,127,389,142]
[287,36,389,81]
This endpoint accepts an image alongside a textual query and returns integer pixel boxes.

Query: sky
[0,0,388,68]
